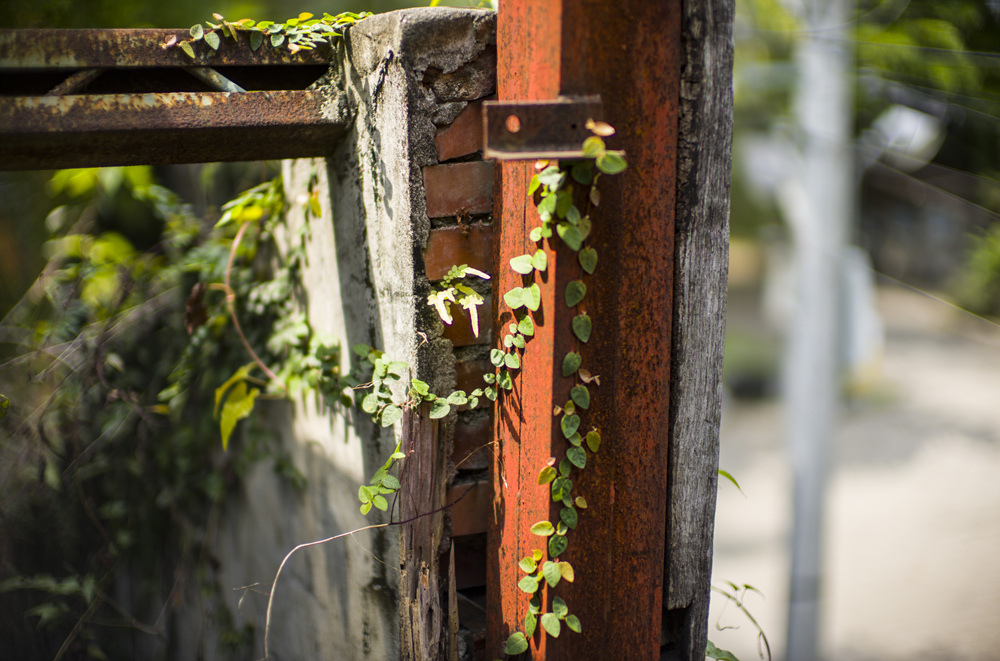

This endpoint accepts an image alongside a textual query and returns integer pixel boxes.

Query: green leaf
[447,390,469,406]
[505,632,529,654]
[596,150,627,175]
[528,174,541,195]
[537,165,565,188]
[548,533,568,557]
[542,561,562,587]
[530,520,555,537]
[537,193,557,218]
[380,474,401,490]
[570,161,593,185]
[504,352,521,370]
[528,594,542,613]
[517,314,534,337]
[219,382,259,450]
[490,348,506,366]
[556,223,583,251]
[578,246,598,274]
[531,249,547,272]
[503,287,525,310]
[530,227,543,242]
[510,255,534,274]
[381,404,402,427]
[250,30,264,50]
[558,457,572,477]
[372,495,388,511]
[566,614,582,633]
[179,40,196,58]
[541,613,561,638]
[205,31,221,50]
[538,466,557,485]
[586,430,601,453]
[271,32,286,48]
[497,369,513,390]
[577,215,592,241]
[575,496,587,509]
[582,136,605,158]
[552,596,569,618]
[523,283,541,311]
[561,414,580,439]
[718,469,745,496]
[560,506,578,529]
[572,314,592,343]
[567,446,586,469]
[565,280,586,307]
[706,640,740,661]
[190,24,205,39]
[429,399,451,419]
[558,561,575,582]
[525,612,537,638]
[512,335,526,349]
[517,576,540,593]
[0,394,9,419]
[519,556,537,573]
[561,352,582,377]
[361,393,379,414]
[570,385,590,410]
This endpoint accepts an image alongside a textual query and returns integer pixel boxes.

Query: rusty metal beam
[488,0,682,659]
[0,29,331,68]
[0,90,348,169]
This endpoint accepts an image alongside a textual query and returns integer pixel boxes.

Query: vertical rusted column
[487,1,681,659]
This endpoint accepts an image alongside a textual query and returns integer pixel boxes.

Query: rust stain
[0,90,349,169]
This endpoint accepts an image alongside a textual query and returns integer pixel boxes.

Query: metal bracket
[482,96,603,160]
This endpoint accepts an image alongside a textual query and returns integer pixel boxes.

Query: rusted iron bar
[482,97,602,160]
[0,29,331,68]
[487,0,681,659]
[45,69,105,96]
[0,90,348,169]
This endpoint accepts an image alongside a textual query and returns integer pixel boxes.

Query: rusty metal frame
[0,29,345,169]
[482,97,602,160]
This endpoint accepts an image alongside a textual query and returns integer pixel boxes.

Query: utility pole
[782,0,854,658]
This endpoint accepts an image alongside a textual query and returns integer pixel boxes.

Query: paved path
[710,287,1000,660]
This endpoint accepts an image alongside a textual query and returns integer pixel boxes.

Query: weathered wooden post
[486,1,734,659]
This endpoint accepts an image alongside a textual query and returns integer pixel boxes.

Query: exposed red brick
[452,414,491,471]
[436,101,483,162]
[424,223,492,281]
[423,161,494,219]
[456,358,491,408]
[441,295,491,347]
[447,479,491,537]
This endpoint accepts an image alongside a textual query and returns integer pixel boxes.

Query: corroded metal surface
[0,90,348,169]
[482,97,602,160]
[488,0,682,658]
[0,29,331,68]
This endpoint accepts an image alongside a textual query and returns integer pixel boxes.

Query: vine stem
[262,484,476,659]
[225,221,283,386]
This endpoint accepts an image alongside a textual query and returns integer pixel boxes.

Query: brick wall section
[422,96,494,544]
[423,161,495,219]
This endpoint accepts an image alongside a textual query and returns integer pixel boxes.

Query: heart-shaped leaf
[578,246,598,274]
[561,414,580,439]
[510,255,534,274]
[570,385,590,410]
[562,352,582,377]
[565,280,586,307]
[572,314,592,343]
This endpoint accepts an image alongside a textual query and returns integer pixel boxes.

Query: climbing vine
[495,121,626,656]
[163,11,371,57]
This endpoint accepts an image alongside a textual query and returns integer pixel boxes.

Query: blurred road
[710,285,1000,661]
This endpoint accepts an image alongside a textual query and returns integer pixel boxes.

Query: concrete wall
[171,9,497,660]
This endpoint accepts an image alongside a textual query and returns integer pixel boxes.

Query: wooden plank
[487,0,682,658]
[663,0,735,658]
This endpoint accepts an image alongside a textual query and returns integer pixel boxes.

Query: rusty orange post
[487,0,682,658]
